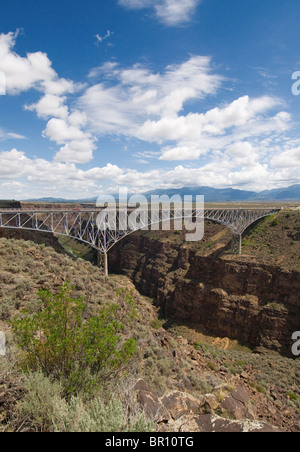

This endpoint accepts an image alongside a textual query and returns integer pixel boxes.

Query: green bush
[10,283,137,395]
[150,318,164,330]
[270,217,279,227]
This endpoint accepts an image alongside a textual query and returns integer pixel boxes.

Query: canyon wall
[109,233,300,356]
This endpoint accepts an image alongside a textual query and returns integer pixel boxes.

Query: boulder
[221,386,256,420]
[132,379,170,423]
[174,414,282,433]
[160,390,202,420]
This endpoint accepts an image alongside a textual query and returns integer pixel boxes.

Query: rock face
[109,234,300,356]
[132,379,282,432]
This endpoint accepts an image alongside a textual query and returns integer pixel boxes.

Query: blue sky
[0,0,300,199]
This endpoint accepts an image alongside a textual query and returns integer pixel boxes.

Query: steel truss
[0,207,280,256]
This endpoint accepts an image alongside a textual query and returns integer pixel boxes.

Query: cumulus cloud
[1,142,300,200]
[154,0,201,26]
[271,147,300,169]
[81,56,223,137]
[0,31,74,95]
[81,55,291,166]
[0,148,124,198]
[25,94,69,120]
[119,0,201,26]
[155,96,289,161]
[0,31,96,164]
[0,149,29,179]
[42,115,97,164]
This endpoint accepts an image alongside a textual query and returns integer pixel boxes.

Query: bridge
[0,207,281,275]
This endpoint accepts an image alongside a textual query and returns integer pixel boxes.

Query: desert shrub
[0,298,14,320]
[0,272,16,285]
[15,278,34,299]
[270,217,279,227]
[5,264,22,274]
[20,371,64,431]
[150,318,164,330]
[207,361,217,371]
[10,283,137,395]
[52,396,154,433]
[19,371,154,432]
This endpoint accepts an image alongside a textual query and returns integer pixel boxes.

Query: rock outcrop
[132,379,282,432]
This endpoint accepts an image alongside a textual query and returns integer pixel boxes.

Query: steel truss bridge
[0,207,281,275]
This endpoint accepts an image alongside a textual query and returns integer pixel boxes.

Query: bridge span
[0,207,281,275]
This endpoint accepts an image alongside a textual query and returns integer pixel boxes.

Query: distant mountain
[23,197,98,204]
[144,184,300,202]
[257,185,300,201]
[22,184,300,204]
[144,186,258,202]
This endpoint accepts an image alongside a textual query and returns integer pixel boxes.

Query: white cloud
[43,116,97,164]
[1,143,300,199]
[144,95,282,143]
[0,31,96,165]
[0,31,74,96]
[0,128,25,141]
[95,30,112,44]
[271,147,300,169]
[159,144,202,161]
[81,56,223,137]
[81,58,291,168]
[148,95,290,161]
[43,118,88,144]
[0,149,29,179]
[54,139,96,164]
[119,0,201,26]
[154,0,201,26]
[0,148,124,198]
[25,94,69,119]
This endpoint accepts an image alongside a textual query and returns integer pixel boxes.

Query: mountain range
[143,184,300,202]
[22,184,300,203]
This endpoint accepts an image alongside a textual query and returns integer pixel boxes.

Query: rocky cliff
[109,230,300,356]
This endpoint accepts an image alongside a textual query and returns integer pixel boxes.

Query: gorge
[109,214,300,357]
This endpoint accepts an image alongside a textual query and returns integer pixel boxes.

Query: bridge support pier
[97,251,109,276]
[104,252,109,277]
[231,234,242,255]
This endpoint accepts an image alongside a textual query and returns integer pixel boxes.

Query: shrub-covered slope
[0,236,299,432]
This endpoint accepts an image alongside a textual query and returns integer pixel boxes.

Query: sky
[0,0,300,199]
